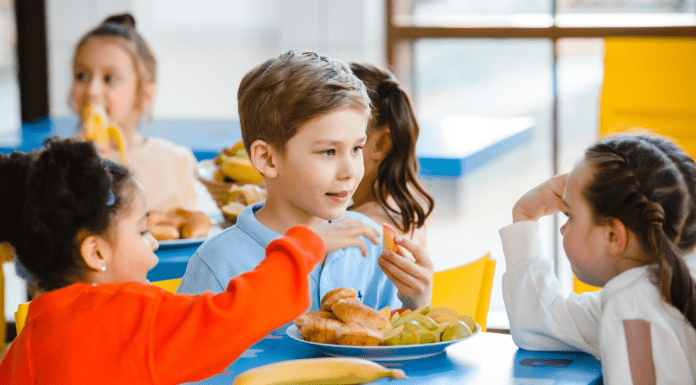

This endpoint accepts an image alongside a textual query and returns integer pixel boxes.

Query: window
[387,0,696,329]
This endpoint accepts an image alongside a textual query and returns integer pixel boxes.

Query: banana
[82,104,128,164]
[220,156,264,184]
[232,357,407,385]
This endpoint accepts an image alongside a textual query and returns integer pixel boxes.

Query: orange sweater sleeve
[150,225,324,384]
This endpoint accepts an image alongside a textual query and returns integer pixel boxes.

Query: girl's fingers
[379,251,428,287]
[395,236,433,269]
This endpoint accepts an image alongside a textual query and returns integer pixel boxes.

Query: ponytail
[350,62,434,234]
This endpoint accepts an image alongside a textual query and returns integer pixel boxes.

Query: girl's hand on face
[310,217,380,258]
[512,173,568,223]
[378,235,434,310]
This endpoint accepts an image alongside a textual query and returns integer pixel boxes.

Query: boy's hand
[512,173,568,223]
[310,217,380,258]
[378,235,434,310]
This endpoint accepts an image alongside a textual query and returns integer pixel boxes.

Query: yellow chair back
[431,254,496,331]
[151,278,182,293]
[15,301,30,335]
[599,37,696,157]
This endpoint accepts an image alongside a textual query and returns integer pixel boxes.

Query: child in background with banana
[177,50,434,318]
[349,63,434,252]
[71,13,210,213]
[0,138,382,384]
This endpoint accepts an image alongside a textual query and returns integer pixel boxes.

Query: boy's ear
[249,139,277,178]
[80,235,111,271]
[606,218,628,257]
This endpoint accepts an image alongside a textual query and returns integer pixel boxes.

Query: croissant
[335,321,384,346]
[320,287,357,311]
[331,298,392,333]
[179,212,211,238]
[297,315,344,344]
[149,224,180,241]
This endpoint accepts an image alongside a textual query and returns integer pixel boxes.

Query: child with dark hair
[178,51,433,314]
[349,63,434,251]
[0,138,369,383]
[501,133,696,383]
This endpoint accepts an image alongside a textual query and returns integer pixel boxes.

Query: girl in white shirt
[500,133,696,384]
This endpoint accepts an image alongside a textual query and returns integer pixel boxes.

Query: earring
[100,265,106,272]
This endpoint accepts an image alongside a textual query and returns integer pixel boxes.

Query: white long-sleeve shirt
[500,221,696,384]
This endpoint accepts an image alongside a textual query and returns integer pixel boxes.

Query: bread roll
[331,298,392,333]
[335,321,384,346]
[297,316,344,344]
[149,224,180,241]
[320,287,357,311]
[180,212,211,238]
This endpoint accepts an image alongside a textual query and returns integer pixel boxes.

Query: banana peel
[232,357,406,385]
[82,104,128,164]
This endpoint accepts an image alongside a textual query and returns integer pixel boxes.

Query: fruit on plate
[231,357,407,385]
[82,103,128,164]
[381,305,478,346]
[216,140,263,184]
[382,223,398,253]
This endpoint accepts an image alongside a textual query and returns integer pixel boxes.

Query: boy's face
[271,106,368,224]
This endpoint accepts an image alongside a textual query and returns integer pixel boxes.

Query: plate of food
[148,209,214,249]
[287,287,480,361]
[286,323,479,361]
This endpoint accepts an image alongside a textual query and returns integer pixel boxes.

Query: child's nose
[339,156,361,179]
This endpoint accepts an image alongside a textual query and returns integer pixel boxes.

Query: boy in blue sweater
[178,50,433,315]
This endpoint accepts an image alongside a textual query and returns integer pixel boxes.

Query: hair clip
[106,189,116,206]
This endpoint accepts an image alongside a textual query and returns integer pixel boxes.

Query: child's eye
[141,229,151,237]
[321,149,336,157]
[74,72,88,82]
[351,146,363,154]
[104,75,117,84]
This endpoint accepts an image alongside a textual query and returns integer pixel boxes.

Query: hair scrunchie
[641,201,665,225]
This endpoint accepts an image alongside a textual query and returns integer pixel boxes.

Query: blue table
[187,331,602,384]
[0,115,533,178]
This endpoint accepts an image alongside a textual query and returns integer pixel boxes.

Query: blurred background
[1,0,695,333]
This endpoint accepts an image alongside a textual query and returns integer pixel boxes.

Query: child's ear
[80,235,112,272]
[249,139,277,179]
[370,128,392,162]
[139,82,157,112]
[606,218,628,257]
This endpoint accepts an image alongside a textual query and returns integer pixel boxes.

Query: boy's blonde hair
[238,50,370,155]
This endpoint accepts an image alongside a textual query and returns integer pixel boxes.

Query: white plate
[286,324,480,361]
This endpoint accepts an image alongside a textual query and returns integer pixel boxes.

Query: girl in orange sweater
[0,138,379,384]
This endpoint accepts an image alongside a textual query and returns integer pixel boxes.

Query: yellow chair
[431,254,496,332]
[599,37,696,156]
[14,301,30,335]
[151,278,182,293]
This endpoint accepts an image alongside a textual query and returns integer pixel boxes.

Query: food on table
[215,140,263,185]
[320,287,357,311]
[331,298,392,333]
[231,357,406,385]
[293,312,343,344]
[382,223,399,253]
[147,208,211,241]
[221,184,267,223]
[294,287,477,346]
[81,103,128,164]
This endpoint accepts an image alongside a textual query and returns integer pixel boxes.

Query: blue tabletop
[185,331,602,385]
[0,115,533,178]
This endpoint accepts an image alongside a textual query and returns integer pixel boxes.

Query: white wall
[47,0,385,119]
